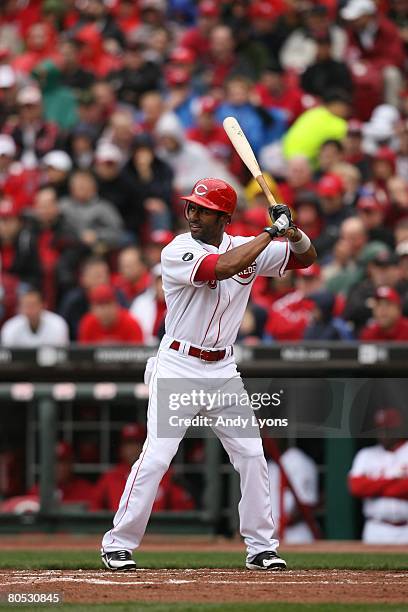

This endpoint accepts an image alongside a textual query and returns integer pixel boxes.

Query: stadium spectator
[41,150,72,198]
[112,246,150,304]
[356,196,394,248]
[301,31,353,100]
[342,245,397,332]
[1,287,68,347]
[78,284,144,344]
[108,39,161,107]
[264,264,323,341]
[130,263,166,344]
[28,441,94,507]
[73,23,122,78]
[155,112,240,197]
[4,85,59,169]
[252,60,304,124]
[11,22,59,76]
[164,66,198,130]
[90,423,195,512]
[266,441,319,543]
[283,90,351,167]
[343,119,372,181]
[186,96,233,168]
[179,0,220,59]
[341,0,404,108]
[216,75,287,155]
[304,290,353,340]
[94,142,145,240]
[59,170,125,251]
[279,156,316,209]
[316,140,345,178]
[237,301,268,345]
[348,408,408,543]
[0,198,41,288]
[0,134,39,211]
[58,39,94,94]
[144,229,175,267]
[124,133,172,234]
[360,286,408,340]
[31,59,78,131]
[59,256,127,340]
[314,174,351,258]
[0,64,17,130]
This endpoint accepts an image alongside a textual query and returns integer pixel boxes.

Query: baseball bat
[223,116,296,239]
[223,116,277,209]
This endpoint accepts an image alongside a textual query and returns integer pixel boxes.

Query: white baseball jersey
[268,448,318,543]
[161,232,290,348]
[349,442,408,525]
[1,311,69,347]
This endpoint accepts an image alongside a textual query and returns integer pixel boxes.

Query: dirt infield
[1,568,407,604]
[0,533,406,553]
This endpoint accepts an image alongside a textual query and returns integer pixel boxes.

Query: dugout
[0,342,407,539]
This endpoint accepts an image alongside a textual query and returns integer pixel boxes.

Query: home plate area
[1,569,407,605]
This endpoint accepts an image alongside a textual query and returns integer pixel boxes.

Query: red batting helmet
[181,178,237,216]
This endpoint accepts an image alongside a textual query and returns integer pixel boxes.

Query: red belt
[170,340,232,362]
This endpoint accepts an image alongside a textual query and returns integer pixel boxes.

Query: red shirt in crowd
[265,291,315,341]
[345,16,404,70]
[111,270,151,303]
[359,317,408,341]
[254,81,305,123]
[29,478,94,505]
[78,308,144,344]
[90,464,195,512]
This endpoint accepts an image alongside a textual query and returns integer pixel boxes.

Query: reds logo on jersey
[233,262,257,285]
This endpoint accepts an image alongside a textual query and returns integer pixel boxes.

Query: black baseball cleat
[246,551,287,571]
[101,550,136,571]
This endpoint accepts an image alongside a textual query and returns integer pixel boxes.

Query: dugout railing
[0,342,407,538]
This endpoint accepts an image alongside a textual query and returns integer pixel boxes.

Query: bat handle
[256,174,277,208]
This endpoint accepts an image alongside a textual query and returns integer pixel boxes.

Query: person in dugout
[348,407,408,544]
[90,424,196,512]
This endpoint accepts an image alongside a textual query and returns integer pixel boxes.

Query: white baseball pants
[102,335,279,561]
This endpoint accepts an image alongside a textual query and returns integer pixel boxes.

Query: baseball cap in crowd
[373,146,397,170]
[56,441,74,461]
[374,286,401,305]
[0,65,16,89]
[0,198,20,218]
[17,85,42,106]
[249,2,276,20]
[121,423,146,443]
[358,241,390,267]
[0,135,16,157]
[197,95,218,115]
[372,251,399,267]
[169,47,195,65]
[294,191,321,211]
[42,150,73,173]
[296,263,321,279]
[317,174,344,197]
[166,66,190,86]
[347,119,363,135]
[396,241,408,258]
[151,229,175,246]
[356,195,383,213]
[374,407,403,430]
[198,0,220,17]
[340,0,376,20]
[95,142,123,164]
[88,285,116,305]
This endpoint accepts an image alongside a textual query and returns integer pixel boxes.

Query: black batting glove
[269,204,293,226]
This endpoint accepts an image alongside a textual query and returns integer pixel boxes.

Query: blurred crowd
[1,0,408,344]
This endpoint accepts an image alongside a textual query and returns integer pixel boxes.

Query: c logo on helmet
[194,183,208,196]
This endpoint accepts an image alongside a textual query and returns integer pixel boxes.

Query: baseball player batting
[101,177,316,571]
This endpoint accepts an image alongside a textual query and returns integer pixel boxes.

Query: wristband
[289,230,311,254]
[263,226,279,240]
